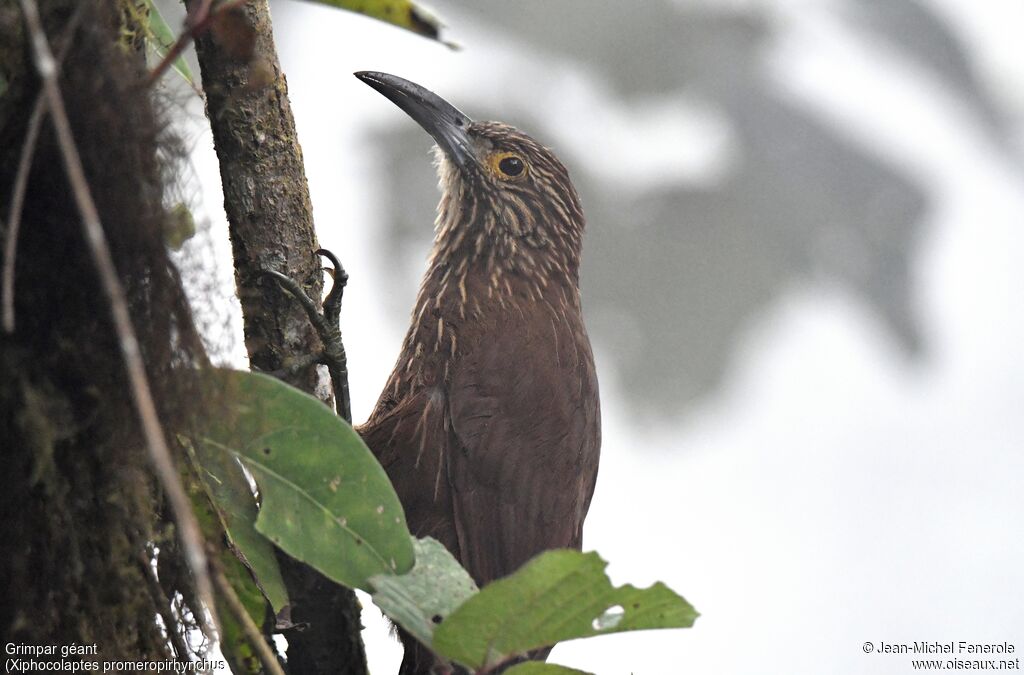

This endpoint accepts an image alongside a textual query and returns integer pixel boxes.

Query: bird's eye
[492,152,527,179]
[499,156,524,176]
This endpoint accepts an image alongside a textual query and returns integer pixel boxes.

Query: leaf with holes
[185,368,415,591]
[303,0,457,47]
[370,537,478,649]
[432,550,698,669]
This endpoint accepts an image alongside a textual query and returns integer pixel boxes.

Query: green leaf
[504,665,592,675]
[370,537,478,649]
[143,0,194,84]
[302,0,456,47]
[184,438,289,613]
[432,550,698,669]
[186,368,415,591]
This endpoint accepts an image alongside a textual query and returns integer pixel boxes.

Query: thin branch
[16,0,217,635]
[2,4,86,333]
[211,560,286,675]
[190,0,217,27]
[1,95,45,333]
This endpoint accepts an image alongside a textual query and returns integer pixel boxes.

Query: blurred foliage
[163,203,196,250]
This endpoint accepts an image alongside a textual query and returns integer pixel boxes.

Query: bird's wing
[446,310,600,585]
[359,386,462,555]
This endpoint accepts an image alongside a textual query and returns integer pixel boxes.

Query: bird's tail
[399,637,460,675]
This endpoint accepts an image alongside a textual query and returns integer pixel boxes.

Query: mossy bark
[0,0,205,660]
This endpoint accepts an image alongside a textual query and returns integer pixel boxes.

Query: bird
[354,71,601,674]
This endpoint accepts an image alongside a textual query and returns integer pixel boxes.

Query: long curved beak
[355,71,475,172]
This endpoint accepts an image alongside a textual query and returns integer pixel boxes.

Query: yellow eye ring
[490,152,528,180]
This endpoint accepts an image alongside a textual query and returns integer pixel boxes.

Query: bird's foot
[260,248,352,421]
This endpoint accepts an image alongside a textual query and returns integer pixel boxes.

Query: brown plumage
[354,72,601,674]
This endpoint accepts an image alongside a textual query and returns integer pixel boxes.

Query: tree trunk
[186,1,368,672]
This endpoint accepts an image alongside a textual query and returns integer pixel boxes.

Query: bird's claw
[316,248,347,328]
[260,267,328,334]
[260,249,352,422]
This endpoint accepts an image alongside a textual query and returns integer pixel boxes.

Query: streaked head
[355,71,586,280]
